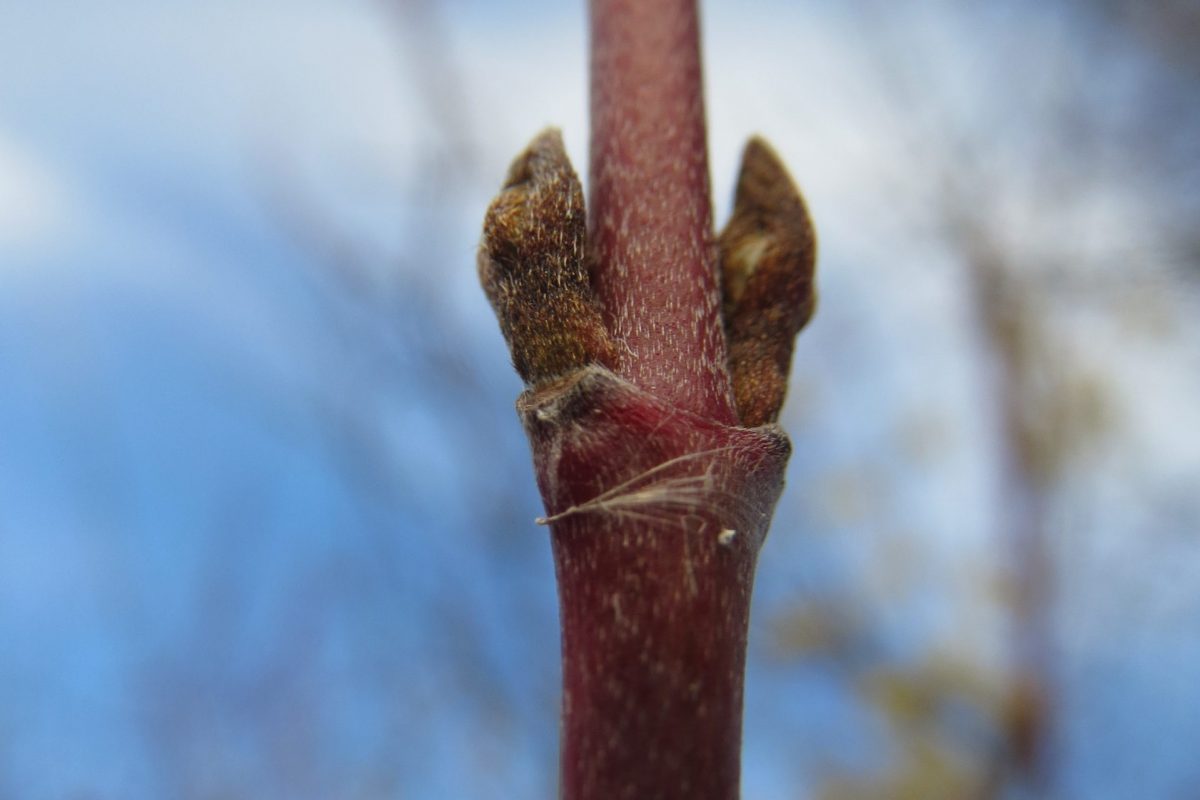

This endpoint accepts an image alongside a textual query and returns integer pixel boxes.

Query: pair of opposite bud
[478,129,816,428]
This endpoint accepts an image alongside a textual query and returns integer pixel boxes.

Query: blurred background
[1,0,1198,797]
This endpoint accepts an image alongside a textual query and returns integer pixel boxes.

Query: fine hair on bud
[478,129,617,386]
[718,136,817,427]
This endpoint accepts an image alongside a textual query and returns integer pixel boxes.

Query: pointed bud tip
[718,135,818,427]
[480,129,616,386]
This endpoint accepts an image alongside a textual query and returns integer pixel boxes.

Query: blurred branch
[378,0,480,185]
[803,1,1200,794]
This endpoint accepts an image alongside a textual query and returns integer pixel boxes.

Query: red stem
[588,0,736,424]
[523,370,788,800]
[521,3,791,797]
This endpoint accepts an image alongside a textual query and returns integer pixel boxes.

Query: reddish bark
[478,2,815,797]
[521,368,788,799]
[588,0,735,424]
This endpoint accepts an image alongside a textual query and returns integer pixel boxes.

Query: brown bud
[718,137,817,427]
[478,129,617,385]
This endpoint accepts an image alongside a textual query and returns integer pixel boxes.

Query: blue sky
[2,1,1199,797]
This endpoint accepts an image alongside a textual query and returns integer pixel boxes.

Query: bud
[718,137,817,427]
[479,129,617,385]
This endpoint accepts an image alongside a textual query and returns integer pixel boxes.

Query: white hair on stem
[536,445,749,528]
